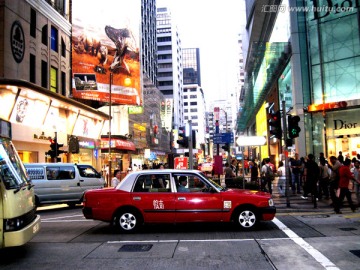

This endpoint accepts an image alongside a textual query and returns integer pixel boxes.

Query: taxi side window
[133,175,148,192]
[150,174,171,192]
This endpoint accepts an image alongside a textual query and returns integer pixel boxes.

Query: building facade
[0,0,108,171]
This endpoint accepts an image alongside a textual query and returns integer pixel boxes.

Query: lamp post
[108,73,113,187]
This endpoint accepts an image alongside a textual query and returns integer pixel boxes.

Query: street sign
[213,133,234,144]
[174,157,188,169]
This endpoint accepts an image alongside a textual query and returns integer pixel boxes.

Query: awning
[101,138,136,151]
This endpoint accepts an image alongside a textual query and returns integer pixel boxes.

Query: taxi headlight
[268,198,274,207]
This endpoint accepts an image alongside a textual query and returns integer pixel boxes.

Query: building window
[30,54,36,83]
[61,71,66,96]
[51,26,58,52]
[61,37,66,57]
[42,25,48,46]
[50,67,57,93]
[190,102,197,105]
[30,8,36,38]
[41,60,48,88]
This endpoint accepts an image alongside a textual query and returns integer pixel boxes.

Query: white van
[24,163,106,206]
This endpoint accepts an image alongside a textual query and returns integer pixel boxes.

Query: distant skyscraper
[156,7,184,129]
[182,48,201,86]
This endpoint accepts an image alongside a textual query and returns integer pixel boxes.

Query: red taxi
[82,169,276,232]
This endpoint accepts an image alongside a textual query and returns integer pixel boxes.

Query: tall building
[156,7,184,129]
[128,0,171,167]
[182,48,206,151]
[0,0,108,169]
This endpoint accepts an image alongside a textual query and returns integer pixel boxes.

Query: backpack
[265,165,275,181]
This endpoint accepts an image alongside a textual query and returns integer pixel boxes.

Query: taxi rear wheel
[234,207,258,230]
[115,209,142,233]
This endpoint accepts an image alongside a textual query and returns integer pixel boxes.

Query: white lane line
[272,217,340,270]
[41,214,84,221]
[42,220,95,222]
[107,238,290,244]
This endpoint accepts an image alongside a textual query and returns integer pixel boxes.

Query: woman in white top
[277,161,286,197]
[111,170,121,187]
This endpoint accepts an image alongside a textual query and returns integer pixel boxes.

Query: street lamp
[108,72,113,187]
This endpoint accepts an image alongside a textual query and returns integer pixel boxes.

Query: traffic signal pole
[188,120,193,169]
[281,100,291,207]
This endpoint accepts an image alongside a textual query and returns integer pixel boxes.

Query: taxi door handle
[133,196,141,201]
[177,197,186,201]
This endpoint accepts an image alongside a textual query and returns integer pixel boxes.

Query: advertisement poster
[72,0,142,106]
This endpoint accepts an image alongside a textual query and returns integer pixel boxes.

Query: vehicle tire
[115,209,142,233]
[234,206,258,230]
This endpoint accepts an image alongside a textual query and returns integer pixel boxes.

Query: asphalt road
[1,204,360,270]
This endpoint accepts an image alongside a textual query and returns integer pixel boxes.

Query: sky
[157,0,246,104]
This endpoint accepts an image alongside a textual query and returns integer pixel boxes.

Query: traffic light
[46,139,65,159]
[46,140,57,158]
[222,143,230,152]
[177,126,188,148]
[288,115,301,139]
[55,140,66,156]
[269,110,282,139]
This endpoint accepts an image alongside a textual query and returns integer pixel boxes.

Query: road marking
[272,217,340,270]
[42,220,94,222]
[41,214,84,221]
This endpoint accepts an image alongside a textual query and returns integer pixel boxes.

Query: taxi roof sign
[0,119,11,139]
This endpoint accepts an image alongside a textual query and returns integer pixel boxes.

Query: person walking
[111,169,121,187]
[290,153,302,195]
[261,158,274,194]
[353,160,360,207]
[277,161,286,197]
[328,156,343,209]
[250,160,259,184]
[334,158,357,214]
[224,162,235,188]
[302,154,320,208]
[318,159,330,200]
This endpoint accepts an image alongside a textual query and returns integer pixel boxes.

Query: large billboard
[72,0,142,106]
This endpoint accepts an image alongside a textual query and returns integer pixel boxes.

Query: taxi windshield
[0,139,29,190]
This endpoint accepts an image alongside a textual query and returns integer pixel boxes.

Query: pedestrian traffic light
[269,110,282,139]
[288,115,301,139]
[222,143,230,152]
[177,126,188,148]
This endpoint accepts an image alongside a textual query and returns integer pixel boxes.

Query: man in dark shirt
[302,154,320,208]
[290,153,302,195]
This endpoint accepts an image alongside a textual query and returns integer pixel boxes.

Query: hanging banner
[71,0,142,106]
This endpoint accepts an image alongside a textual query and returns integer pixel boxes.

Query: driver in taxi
[177,176,190,192]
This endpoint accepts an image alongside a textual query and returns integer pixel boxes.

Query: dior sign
[333,119,358,130]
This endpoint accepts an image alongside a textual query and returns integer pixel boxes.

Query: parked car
[82,169,276,232]
[25,163,105,206]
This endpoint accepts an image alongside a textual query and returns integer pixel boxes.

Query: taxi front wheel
[115,209,142,233]
[234,207,258,230]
